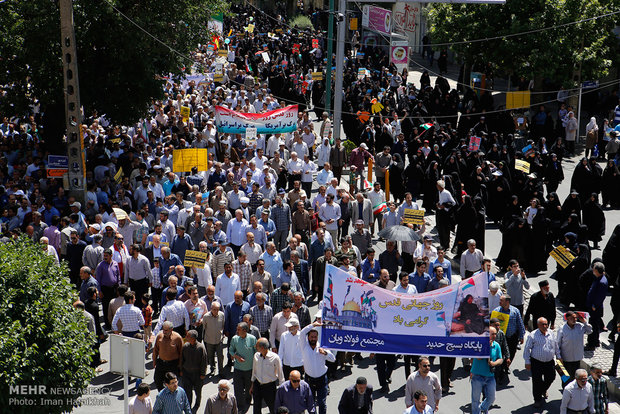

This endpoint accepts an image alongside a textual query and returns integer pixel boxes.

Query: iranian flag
[373,202,387,215]
[420,123,433,130]
[363,179,372,190]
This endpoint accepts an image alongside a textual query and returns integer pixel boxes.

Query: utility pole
[59,0,86,203]
[332,0,346,140]
[324,0,335,116]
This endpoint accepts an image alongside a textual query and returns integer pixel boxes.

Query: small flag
[363,179,372,190]
[373,202,387,215]
[462,278,476,290]
[420,123,433,130]
[142,119,149,140]
[436,312,445,322]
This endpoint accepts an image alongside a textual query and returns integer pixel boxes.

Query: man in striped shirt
[523,317,561,408]
[153,288,190,339]
[152,372,191,414]
[111,291,144,337]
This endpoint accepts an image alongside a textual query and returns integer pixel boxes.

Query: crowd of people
[3,2,620,414]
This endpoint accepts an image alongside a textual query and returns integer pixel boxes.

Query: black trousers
[154,359,180,391]
[376,354,396,386]
[129,278,149,309]
[253,380,277,414]
[562,361,581,387]
[588,311,603,346]
[506,334,519,361]
[173,324,186,338]
[181,370,204,408]
[283,364,304,379]
[404,355,419,380]
[439,357,456,389]
[530,358,555,402]
[609,338,620,374]
[101,285,117,329]
[151,287,163,315]
[436,208,452,249]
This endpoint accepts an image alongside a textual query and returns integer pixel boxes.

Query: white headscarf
[586,117,598,133]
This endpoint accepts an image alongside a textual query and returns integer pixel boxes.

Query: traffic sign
[582,80,599,90]
[48,155,68,169]
[47,168,68,178]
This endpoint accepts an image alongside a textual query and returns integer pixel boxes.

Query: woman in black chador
[455,294,486,334]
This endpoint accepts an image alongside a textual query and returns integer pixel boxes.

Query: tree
[427,0,620,89]
[0,0,228,126]
[0,237,95,414]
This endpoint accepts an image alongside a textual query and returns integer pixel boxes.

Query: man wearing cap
[278,319,305,378]
[337,376,373,414]
[557,311,593,386]
[180,329,208,411]
[349,143,373,182]
[300,321,335,414]
[524,280,556,331]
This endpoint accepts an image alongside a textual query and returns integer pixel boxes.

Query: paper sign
[402,208,424,225]
[517,117,524,125]
[490,310,509,333]
[311,71,324,81]
[172,148,209,173]
[350,17,358,31]
[114,167,124,184]
[515,159,530,174]
[312,39,319,48]
[245,127,257,143]
[113,207,128,221]
[293,44,301,54]
[563,311,590,323]
[261,52,270,63]
[468,136,481,152]
[246,24,255,33]
[218,49,227,57]
[184,250,209,268]
[180,106,191,122]
[358,68,368,79]
[550,245,575,269]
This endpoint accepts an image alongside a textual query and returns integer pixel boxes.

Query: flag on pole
[420,123,433,130]
[142,119,149,140]
[373,202,388,216]
[363,179,372,190]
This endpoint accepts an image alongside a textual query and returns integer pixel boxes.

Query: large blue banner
[320,265,491,357]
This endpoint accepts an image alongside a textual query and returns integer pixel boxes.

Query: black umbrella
[377,225,421,242]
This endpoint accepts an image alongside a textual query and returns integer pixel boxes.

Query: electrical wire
[102,0,620,121]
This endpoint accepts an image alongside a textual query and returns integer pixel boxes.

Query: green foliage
[0,0,228,124]
[0,237,95,414]
[290,15,313,30]
[428,0,620,87]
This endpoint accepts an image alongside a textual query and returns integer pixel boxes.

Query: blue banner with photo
[320,265,491,357]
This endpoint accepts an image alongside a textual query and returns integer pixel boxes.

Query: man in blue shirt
[470,326,503,414]
[586,262,609,350]
[152,372,191,414]
[432,247,452,283]
[361,248,381,283]
[493,294,525,376]
[409,260,431,293]
[275,370,315,414]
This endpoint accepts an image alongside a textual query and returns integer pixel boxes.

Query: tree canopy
[0,0,227,125]
[428,0,620,88]
[0,237,95,413]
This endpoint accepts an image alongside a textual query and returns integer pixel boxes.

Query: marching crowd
[3,2,620,414]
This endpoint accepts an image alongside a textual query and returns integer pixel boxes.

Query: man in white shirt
[278,319,305,378]
[393,272,418,295]
[300,322,336,414]
[301,154,317,198]
[460,239,484,278]
[318,194,341,243]
[215,262,241,305]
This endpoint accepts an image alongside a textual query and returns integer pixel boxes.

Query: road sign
[582,80,599,90]
[48,155,68,169]
[47,168,68,178]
